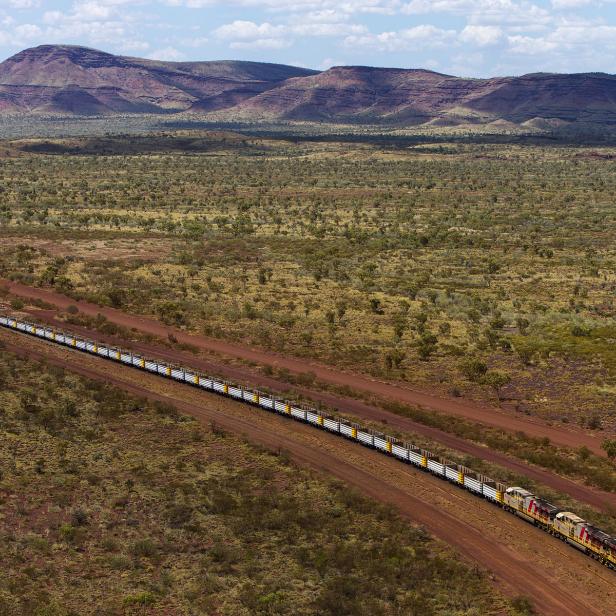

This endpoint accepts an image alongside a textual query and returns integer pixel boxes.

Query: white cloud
[509,17,616,50]
[447,51,485,76]
[166,0,401,14]
[317,56,344,69]
[403,0,552,27]
[213,16,366,49]
[344,24,455,52]
[214,20,286,40]
[459,24,502,46]
[293,22,366,35]
[72,2,114,21]
[551,0,591,8]
[214,20,291,49]
[231,37,292,49]
[507,34,558,54]
[119,39,150,52]
[13,22,40,37]
[1,0,41,8]
[183,36,209,47]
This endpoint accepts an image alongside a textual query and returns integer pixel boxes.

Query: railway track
[2,313,615,575]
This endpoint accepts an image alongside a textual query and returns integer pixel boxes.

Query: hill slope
[0,45,317,114]
[2,45,616,126]
[231,66,616,125]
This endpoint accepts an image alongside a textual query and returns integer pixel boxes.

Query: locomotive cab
[503,487,533,512]
[553,512,589,551]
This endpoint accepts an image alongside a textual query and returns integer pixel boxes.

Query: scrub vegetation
[0,132,615,432]
[0,346,509,616]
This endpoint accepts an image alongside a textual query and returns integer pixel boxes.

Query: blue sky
[1,1,615,76]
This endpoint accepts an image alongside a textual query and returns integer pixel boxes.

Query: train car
[601,535,616,569]
[462,470,483,495]
[410,448,427,468]
[373,433,389,453]
[427,456,445,477]
[505,487,560,527]
[481,480,504,504]
[580,526,616,566]
[354,428,372,447]
[503,487,533,516]
[391,442,410,462]
[291,406,307,421]
[444,464,463,484]
[525,497,560,529]
[553,512,589,551]
[323,417,340,433]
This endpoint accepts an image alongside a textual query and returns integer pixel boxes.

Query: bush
[167,504,193,528]
[71,509,89,527]
[123,592,156,606]
[131,538,157,559]
[511,595,536,615]
[460,359,488,381]
[59,524,76,543]
[571,324,590,337]
[153,400,179,419]
[602,439,616,459]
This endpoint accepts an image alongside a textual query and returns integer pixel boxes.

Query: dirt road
[2,328,615,616]
[22,312,616,513]
[0,279,609,456]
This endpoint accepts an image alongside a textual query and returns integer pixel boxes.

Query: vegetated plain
[1,127,615,615]
[1,132,615,434]
[0,345,513,616]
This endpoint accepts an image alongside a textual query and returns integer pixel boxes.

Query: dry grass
[0,346,509,615]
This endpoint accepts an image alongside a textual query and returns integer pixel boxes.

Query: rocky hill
[2,45,616,126]
[232,66,616,126]
[0,45,317,114]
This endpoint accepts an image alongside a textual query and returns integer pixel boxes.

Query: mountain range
[2,44,616,127]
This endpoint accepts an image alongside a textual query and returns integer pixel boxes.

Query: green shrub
[122,592,156,607]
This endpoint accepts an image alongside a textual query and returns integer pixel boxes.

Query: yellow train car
[503,487,560,529]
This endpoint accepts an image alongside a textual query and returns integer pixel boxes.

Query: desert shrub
[460,359,488,381]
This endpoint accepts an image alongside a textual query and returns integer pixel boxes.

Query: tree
[601,439,616,460]
[384,348,405,370]
[483,370,511,400]
[417,333,438,361]
[516,317,530,335]
[577,446,591,461]
[516,346,533,365]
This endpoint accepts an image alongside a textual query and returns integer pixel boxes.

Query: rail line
[1,313,614,572]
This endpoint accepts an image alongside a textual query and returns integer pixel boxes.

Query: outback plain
[1,127,616,615]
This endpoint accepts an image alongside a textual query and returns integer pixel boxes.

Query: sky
[0,1,615,77]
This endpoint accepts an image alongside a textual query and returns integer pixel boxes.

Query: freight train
[1,314,614,571]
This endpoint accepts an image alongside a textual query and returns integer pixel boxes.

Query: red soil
[1,279,607,456]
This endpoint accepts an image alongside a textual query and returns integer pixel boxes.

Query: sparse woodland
[1,134,614,431]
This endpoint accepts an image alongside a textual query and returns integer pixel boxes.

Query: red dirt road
[1,278,609,456]
[24,312,616,513]
[2,330,615,616]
